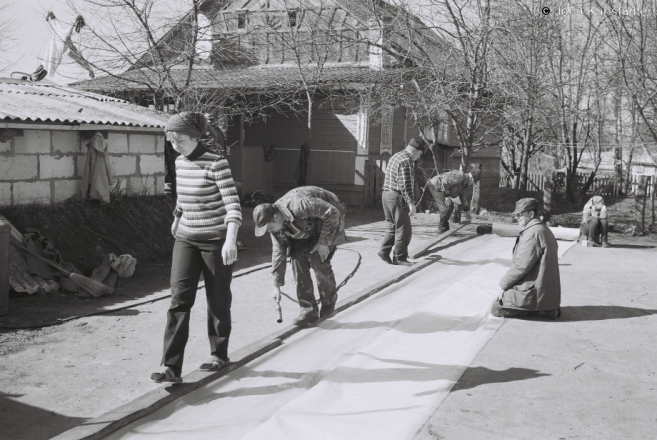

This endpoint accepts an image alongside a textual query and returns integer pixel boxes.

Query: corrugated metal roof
[0,78,169,128]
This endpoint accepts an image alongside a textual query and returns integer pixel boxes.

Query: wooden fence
[522,172,654,197]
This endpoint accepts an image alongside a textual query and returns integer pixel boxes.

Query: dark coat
[499,219,561,310]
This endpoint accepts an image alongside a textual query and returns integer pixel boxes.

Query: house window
[288,11,298,27]
[380,107,393,155]
[439,121,450,143]
[237,12,247,29]
[357,101,369,150]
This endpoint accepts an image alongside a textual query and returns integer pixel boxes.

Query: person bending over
[254,186,346,327]
[426,165,481,234]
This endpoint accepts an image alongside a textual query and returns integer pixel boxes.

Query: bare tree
[544,9,608,202]
[362,0,504,172]
[64,0,226,110]
[490,0,560,190]
[0,1,18,72]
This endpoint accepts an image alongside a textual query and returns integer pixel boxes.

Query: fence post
[470,163,482,214]
[543,169,554,222]
[633,176,647,236]
[651,176,655,230]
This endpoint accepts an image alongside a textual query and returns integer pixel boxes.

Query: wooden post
[651,176,655,229]
[543,169,554,222]
[633,176,647,236]
[470,163,482,214]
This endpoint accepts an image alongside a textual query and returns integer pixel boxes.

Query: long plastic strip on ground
[104,236,576,440]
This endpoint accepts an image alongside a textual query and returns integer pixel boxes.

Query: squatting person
[253,186,346,326]
[491,198,561,319]
[378,138,427,266]
[426,165,481,234]
[580,195,609,247]
[151,112,242,383]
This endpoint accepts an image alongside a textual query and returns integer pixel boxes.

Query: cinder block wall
[0,128,166,206]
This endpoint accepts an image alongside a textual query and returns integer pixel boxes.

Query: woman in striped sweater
[151,112,242,383]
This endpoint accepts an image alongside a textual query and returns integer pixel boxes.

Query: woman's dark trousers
[161,238,233,374]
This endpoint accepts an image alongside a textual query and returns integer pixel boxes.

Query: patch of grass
[0,195,175,274]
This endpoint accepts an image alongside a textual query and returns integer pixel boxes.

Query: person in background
[491,198,561,319]
[426,165,481,234]
[378,138,427,266]
[253,186,346,326]
[580,195,609,247]
[151,112,242,383]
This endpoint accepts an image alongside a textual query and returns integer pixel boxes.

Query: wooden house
[75,0,477,207]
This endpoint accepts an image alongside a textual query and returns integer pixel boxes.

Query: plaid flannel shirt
[382,150,415,206]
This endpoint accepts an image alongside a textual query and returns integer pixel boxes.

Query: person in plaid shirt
[378,138,427,266]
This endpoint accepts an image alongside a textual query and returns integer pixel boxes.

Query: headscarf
[164,112,207,139]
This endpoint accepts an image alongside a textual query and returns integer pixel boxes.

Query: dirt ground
[0,207,451,440]
[1,205,656,440]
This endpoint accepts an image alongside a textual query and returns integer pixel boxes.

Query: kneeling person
[254,186,346,326]
[491,198,561,319]
[580,195,609,247]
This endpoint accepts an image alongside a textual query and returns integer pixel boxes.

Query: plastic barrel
[0,218,9,316]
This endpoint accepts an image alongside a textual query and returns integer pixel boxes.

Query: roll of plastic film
[491,223,579,241]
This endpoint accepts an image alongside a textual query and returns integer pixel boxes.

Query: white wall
[0,128,166,206]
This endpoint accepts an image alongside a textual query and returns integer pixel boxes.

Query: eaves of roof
[0,78,169,128]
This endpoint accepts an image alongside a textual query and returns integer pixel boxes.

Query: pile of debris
[1,215,134,298]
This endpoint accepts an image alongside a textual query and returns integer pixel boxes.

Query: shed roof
[0,78,169,128]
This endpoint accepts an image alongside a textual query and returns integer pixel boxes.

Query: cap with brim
[253,203,276,236]
[407,137,427,152]
[513,197,539,214]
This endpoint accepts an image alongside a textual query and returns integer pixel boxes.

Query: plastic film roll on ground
[491,223,580,241]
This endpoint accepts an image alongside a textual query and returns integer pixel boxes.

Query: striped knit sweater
[173,145,242,240]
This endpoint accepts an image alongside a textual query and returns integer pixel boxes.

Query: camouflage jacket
[428,170,473,210]
[270,186,346,287]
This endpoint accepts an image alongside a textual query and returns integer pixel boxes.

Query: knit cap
[164,112,207,139]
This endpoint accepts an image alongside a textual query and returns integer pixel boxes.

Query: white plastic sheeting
[107,235,576,440]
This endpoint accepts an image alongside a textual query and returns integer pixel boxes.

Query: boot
[393,258,414,267]
[320,302,336,318]
[292,310,320,327]
[377,251,392,264]
[601,238,610,248]
[437,224,450,234]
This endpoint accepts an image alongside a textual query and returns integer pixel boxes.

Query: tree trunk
[299,92,313,186]
[614,147,623,196]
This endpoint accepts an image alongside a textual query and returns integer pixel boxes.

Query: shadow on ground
[451,366,551,391]
[557,305,657,321]
[607,244,656,249]
[0,392,88,440]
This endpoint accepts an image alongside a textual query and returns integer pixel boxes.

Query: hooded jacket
[499,218,561,310]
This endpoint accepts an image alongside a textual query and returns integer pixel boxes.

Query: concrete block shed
[0,78,169,206]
